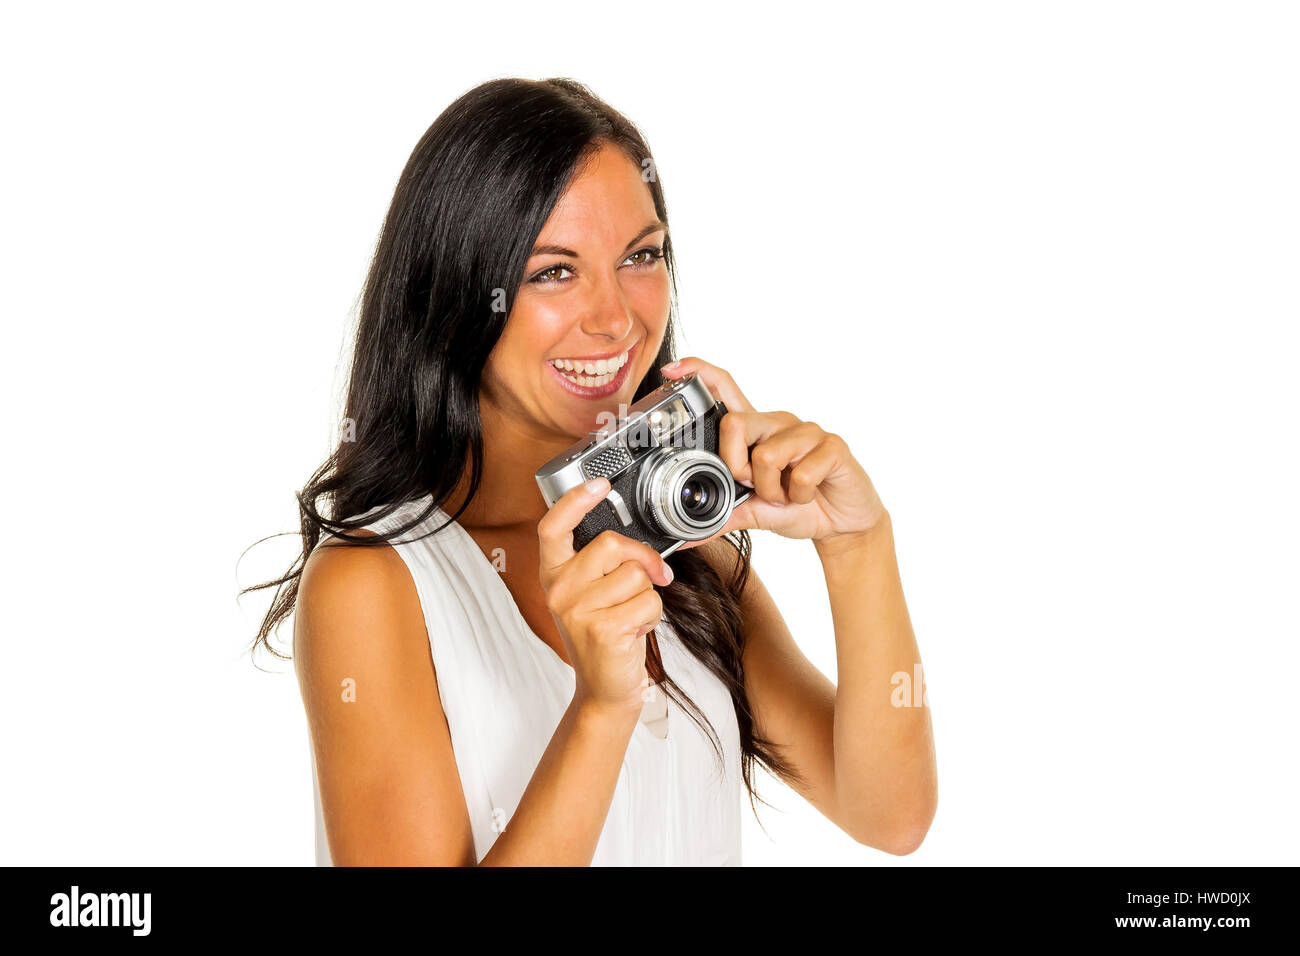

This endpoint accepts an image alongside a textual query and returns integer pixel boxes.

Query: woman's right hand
[537,476,674,722]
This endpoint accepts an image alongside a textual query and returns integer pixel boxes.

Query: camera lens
[637,449,737,542]
[680,474,721,518]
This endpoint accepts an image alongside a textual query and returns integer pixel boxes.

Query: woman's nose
[578,272,634,341]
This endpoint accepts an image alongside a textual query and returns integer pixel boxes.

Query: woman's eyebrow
[529,221,668,259]
[620,221,668,254]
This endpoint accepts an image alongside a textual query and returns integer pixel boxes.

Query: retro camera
[535,372,751,557]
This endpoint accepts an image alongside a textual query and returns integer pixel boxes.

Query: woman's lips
[546,343,637,399]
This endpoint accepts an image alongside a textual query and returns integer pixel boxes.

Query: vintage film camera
[535,372,751,557]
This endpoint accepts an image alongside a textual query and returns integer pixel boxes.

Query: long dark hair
[243,77,803,818]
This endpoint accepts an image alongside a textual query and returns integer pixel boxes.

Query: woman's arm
[295,539,638,866]
[660,356,937,855]
[699,519,937,856]
[814,513,936,854]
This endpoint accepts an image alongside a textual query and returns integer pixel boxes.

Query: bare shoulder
[294,529,473,865]
[295,531,430,681]
[295,527,434,701]
[299,531,418,631]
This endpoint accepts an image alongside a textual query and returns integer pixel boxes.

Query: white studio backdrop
[1,1,1296,865]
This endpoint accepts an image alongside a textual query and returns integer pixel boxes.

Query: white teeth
[548,349,629,388]
[559,370,614,387]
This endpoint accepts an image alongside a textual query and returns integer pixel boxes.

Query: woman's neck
[443,396,580,532]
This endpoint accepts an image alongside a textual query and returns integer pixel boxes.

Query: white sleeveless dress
[302,496,744,866]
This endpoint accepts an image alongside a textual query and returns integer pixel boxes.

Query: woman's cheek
[626,276,671,323]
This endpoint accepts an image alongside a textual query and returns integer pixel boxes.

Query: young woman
[248,77,937,866]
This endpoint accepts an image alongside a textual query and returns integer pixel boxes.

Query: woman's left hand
[660,357,888,549]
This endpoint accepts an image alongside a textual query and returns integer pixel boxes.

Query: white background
[2,1,1296,865]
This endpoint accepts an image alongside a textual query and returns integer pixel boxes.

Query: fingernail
[739,479,754,488]
[661,561,673,582]
[660,360,680,371]
[584,477,609,494]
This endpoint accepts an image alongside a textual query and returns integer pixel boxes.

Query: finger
[613,587,664,638]
[783,434,844,505]
[718,409,801,484]
[580,559,658,610]
[572,528,673,588]
[538,476,610,577]
[659,356,756,414]
[749,421,828,505]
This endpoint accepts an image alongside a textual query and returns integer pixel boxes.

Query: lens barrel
[637,448,737,541]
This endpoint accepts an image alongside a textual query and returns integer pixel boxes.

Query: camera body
[535,372,751,558]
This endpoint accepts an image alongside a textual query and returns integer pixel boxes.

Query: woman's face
[481,141,671,442]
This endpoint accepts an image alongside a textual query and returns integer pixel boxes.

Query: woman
[247,77,937,866]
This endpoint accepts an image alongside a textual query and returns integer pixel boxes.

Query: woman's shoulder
[302,529,410,603]
[295,495,453,652]
[302,497,445,580]
[296,528,428,667]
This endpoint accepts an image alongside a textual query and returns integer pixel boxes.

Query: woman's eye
[531,264,574,284]
[624,246,665,268]
[530,247,662,285]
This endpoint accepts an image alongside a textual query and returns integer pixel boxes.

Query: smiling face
[480,140,671,442]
